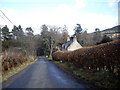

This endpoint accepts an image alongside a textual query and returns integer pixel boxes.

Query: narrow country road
[3,56,90,88]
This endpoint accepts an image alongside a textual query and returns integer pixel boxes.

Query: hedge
[52,39,120,75]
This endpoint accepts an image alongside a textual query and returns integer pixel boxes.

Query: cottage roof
[65,40,73,46]
[62,36,82,51]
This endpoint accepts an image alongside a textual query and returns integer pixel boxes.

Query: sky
[0,0,119,35]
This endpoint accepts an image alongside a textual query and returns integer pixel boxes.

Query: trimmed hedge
[52,51,71,62]
[52,39,120,74]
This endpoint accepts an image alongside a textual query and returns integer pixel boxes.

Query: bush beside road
[51,39,120,88]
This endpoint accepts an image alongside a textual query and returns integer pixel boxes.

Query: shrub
[52,51,71,62]
[2,48,29,72]
[52,39,120,75]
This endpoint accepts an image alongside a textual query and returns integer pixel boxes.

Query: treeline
[1,25,36,72]
[1,23,117,72]
[0,24,116,57]
[1,24,70,54]
[0,24,69,72]
[52,39,120,76]
[36,24,69,57]
[74,24,113,47]
[1,25,36,55]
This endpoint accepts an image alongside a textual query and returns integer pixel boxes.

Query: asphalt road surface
[3,56,90,88]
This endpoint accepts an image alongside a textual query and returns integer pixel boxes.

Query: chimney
[73,36,77,41]
[67,36,70,41]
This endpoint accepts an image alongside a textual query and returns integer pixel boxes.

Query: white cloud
[79,13,117,32]
[0,0,118,35]
[75,0,86,8]
[51,2,117,34]
[88,0,119,8]
[107,0,119,7]
[0,8,16,28]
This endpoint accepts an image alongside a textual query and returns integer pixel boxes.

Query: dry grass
[1,48,37,83]
[2,59,36,83]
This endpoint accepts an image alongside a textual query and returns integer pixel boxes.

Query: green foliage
[101,35,113,43]
[74,24,82,34]
[2,40,13,50]
[26,27,34,36]
[1,25,13,50]
[1,25,35,56]
[95,28,100,32]
[1,25,11,41]
[96,35,113,45]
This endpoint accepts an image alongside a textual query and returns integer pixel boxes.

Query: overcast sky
[0,0,119,35]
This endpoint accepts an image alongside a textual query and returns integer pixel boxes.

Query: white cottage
[62,36,82,51]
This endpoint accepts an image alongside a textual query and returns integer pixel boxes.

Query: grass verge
[51,60,120,88]
[1,60,36,83]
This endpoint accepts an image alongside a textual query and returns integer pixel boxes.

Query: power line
[0,14,7,22]
[0,10,14,25]
[0,14,12,27]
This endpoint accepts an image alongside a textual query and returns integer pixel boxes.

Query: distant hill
[101,25,120,34]
[100,25,120,39]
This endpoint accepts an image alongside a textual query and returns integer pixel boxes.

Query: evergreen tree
[1,25,13,50]
[26,27,34,36]
[2,25,10,41]
[101,35,113,43]
[74,24,82,34]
